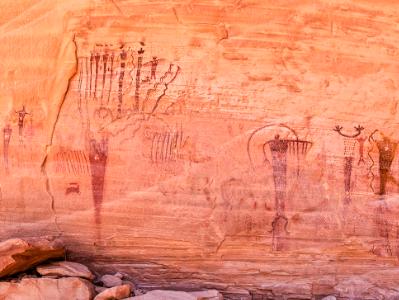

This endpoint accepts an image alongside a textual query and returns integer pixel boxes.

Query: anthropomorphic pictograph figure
[117,48,127,116]
[265,135,288,217]
[372,199,393,257]
[368,131,399,195]
[88,135,109,226]
[107,52,114,104]
[94,52,101,98]
[134,48,144,111]
[101,48,109,101]
[376,136,398,195]
[357,136,366,165]
[150,56,158,80]
[89,52,94,97]
[265,135,289,251]
[15,106,29,143]
[333,125,364,203]
[258,130,312,251]
[73,43,180,235]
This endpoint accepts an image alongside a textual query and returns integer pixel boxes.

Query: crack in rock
[40,34,79,236]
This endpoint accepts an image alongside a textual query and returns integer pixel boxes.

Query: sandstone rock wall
[1,0,399,298]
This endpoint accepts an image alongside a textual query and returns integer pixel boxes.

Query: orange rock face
[2,0,399,298]
[0,277,95,300]
[0,238,64,278]
[36,261,95,280]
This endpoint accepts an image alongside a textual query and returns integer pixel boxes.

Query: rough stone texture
[130,290,223,300]
[0,277,95,300]
[0,238,64,278]
[2,0,399,299]
[94,284,132,300]
[36,261,94,280]
[189,290,223,299]
[122,280,136,291]
[95,285,107,294]
[100,274,123,288]
[130,290,197,300]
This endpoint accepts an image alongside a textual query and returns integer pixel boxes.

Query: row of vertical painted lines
[55,150,90,175]
[151,128,185,163]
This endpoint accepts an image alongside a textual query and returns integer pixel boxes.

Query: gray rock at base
[189,289,223,299]
[134,288,146,296]
[95,285,108,293]
[100,274,123,287]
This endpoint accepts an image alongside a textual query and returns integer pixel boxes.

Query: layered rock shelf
[0,237,224,300]
[1,0,399,299]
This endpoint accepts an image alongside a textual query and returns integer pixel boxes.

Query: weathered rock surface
[0,277,94,300]
[100,274,123,288]
[128,290,223,300]
[122,280,136,291]
[189,290,223,300]
[37,261,94,280]
[0,238,64,278]
[95,285,108,294]
[94,284,132,300]
[133,288,146,296]
[129,290,197,300]
[2,0,399,299]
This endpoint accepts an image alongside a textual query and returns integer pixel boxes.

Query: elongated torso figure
[264,135,289,251]
[376,137,398,195]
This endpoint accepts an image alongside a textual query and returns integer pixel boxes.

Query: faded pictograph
[2,105,34,172]
[221,178,267,211]
[220,177,271,235]
[73,42,181,230]
[149,57,159,80]
[357,136,366,165]
[54,148,90,175]
[150,124,188,164]
[370,198,399,259]
[368,131,398,195]
[3,124,12,173]
[247,124,312,251]
[88,134,109,224]
[157,175,216,209]
[15,106,29,144]
[333,125,364,203]
[65,182,81,195]
[372,200,393,257]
